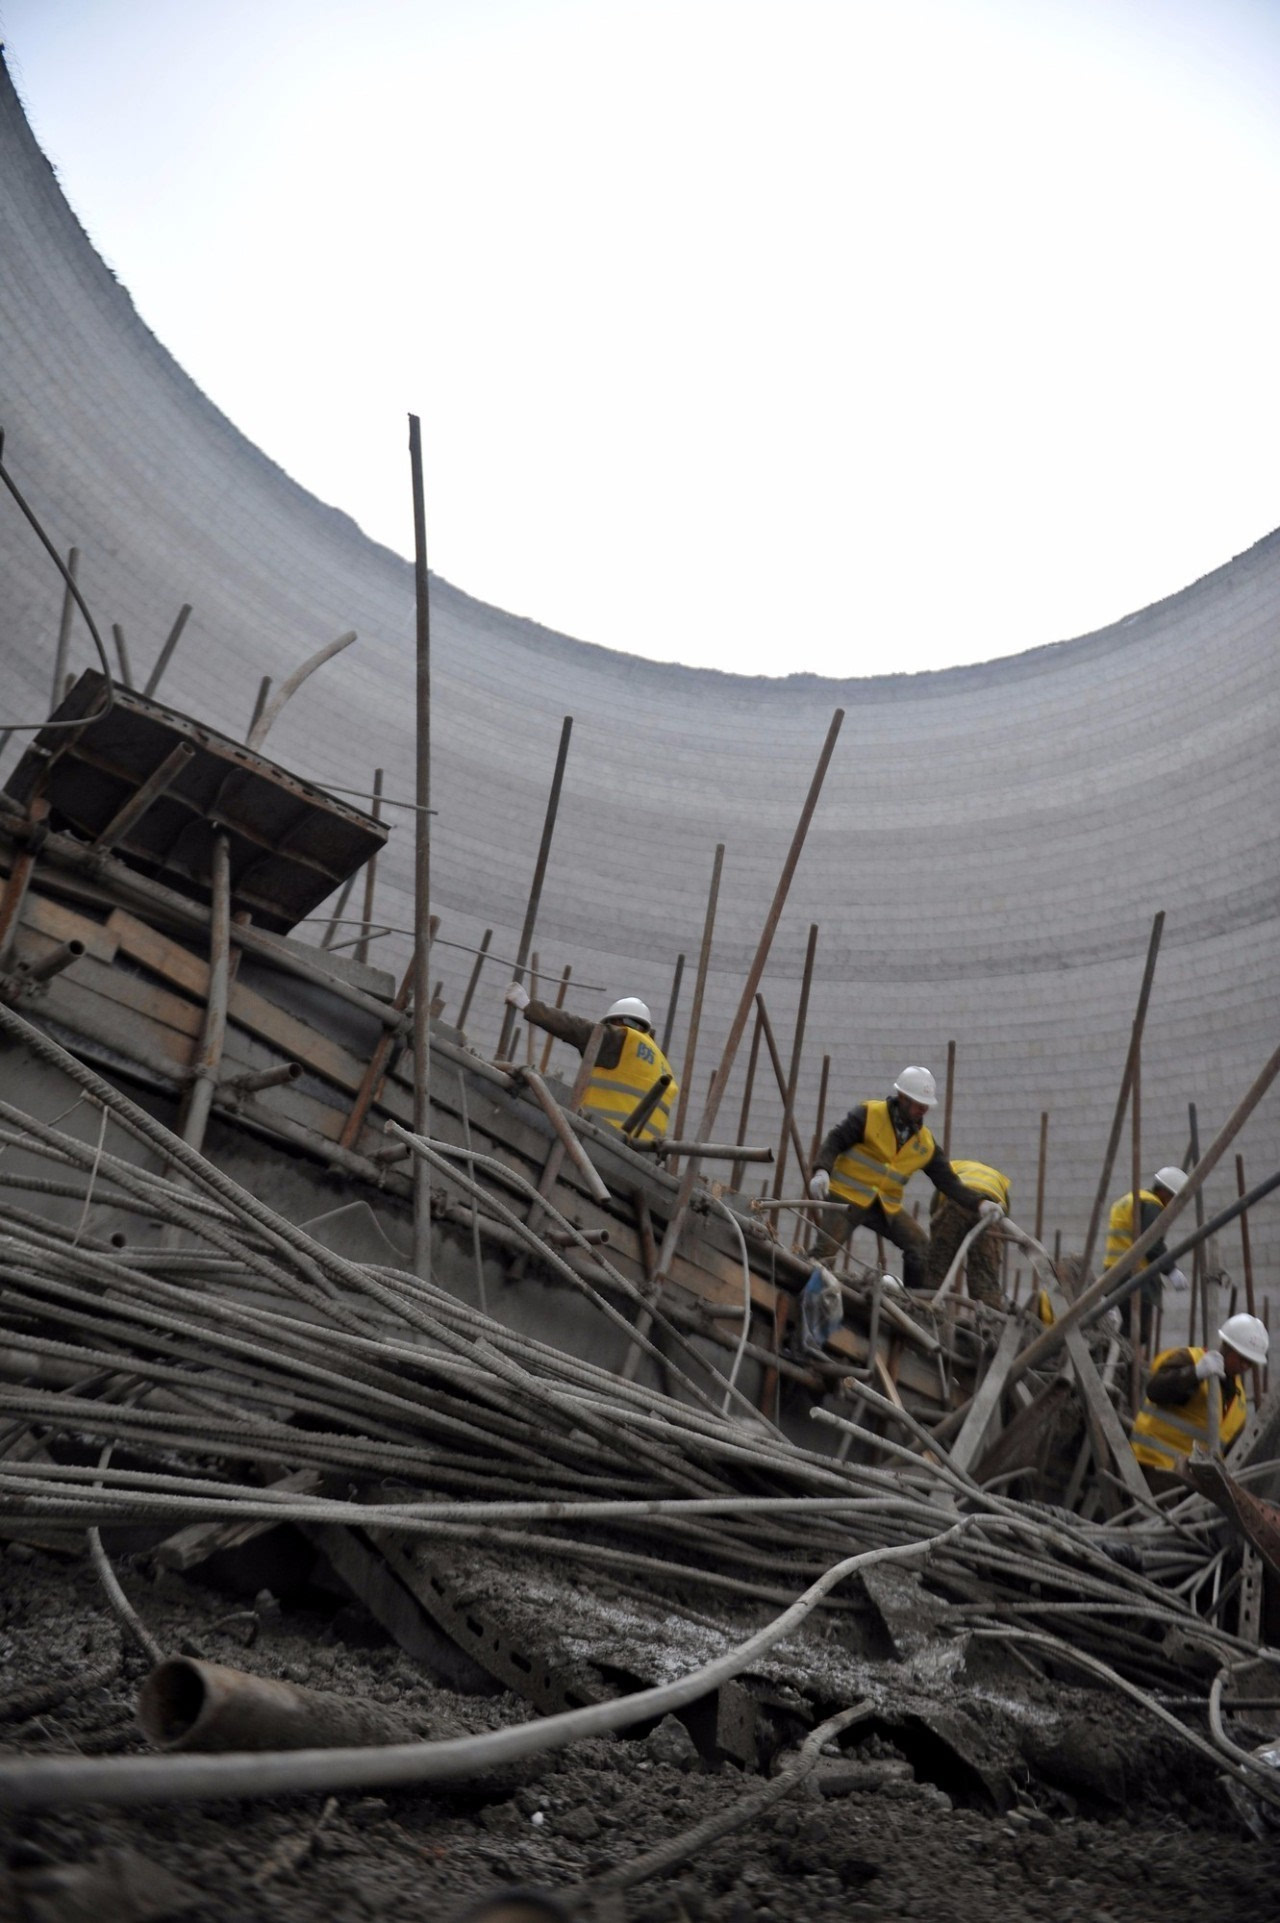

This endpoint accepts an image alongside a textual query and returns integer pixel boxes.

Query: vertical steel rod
[247,677,272,743]
[539,966,572,1074]
[1236,1153,1256,1318]
[729,1006,764,1194]
[754,994,813,1186]
[179,833,232,1154]
[495,715,574,1063]
[661,952,685,1059]
[354,769,384,967]
[1034,1111,1048,1244]
[144,603,192,700]
[772,922,818,1198]
[942,1039,956,1155]
[1188,1101,1208,1348]
[1129,1047,1143,1411]
[408,414,433,1283]
[456,929,492,1036]
[673,844,724,1139]
[527,952,540,1065]
[111,624,134,690]
[1076,912,1165,1288]
[319,872,358,950]
[50,547,79,710]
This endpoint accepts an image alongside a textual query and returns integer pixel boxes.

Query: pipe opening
[138,1657,207,1746]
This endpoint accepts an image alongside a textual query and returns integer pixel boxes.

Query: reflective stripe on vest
[950,1160,1011,1211]
[1106,1190,1161,1273]
[1130,1346,1248,1470]
[580,1027,678,1143]
[830,1100,934,1215]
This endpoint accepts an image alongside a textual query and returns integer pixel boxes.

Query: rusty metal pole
[1034,1111,1048,1244]
[799,1051,833,1255]
[661,952,685,1060]
[539,965,572,1074]
[144,603,192,700]
[942,1040,956,1155]
[111,623,134,690]
[1188,1101,1210,1348]
[1236,1153,1257,1318]
[673,844,724,1140]
[50,547,78,710]
[319,872,358,951]
[772,922,818,1198]
[408,415,433,1283]
[455,929,492,1035]
[1129,1048,1143,1411]
[754,994,813,1186]
[353,769,384,967]
[1076,912,1165,1288]
[495,715,573,1063]
[527,952,540,1065]
[179,832,231,1154]
[728,1005,764,1194]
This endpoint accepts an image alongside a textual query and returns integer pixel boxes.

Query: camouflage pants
[812,1195,929,1290]
[925,1194,1002,1307]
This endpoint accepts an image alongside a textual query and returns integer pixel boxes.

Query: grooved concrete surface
[2,55,1278,1304]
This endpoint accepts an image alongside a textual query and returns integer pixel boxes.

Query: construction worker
[808,1067,1000,1289]
[924,1158,1011,1308]
[503,984,679,1142]
[1106,1165,1190,1348]
[1131,1312,1269,1495]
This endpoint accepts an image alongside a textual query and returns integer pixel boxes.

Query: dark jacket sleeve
[1145,1349,1200,1407]
[923,1148,988,1209]
[815,1104,868,1173]
[1138,1195,1169,1268]
[522,1001,624,1068]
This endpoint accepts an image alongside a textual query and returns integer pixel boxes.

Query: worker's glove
[978,1198,1003,1223]
[808,1168,831,1200]
[504,981,530,1011]
[1195,1350,1226,1381]
[1166,1266,1189,1292]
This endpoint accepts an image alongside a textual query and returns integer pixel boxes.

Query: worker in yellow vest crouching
[924,1158,1011,1308]
[808,1066,999,1290]
[503,985,678,1143]
[1131,1313,1269,1495]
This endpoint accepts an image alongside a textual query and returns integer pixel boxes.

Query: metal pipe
[50,546,79,709]
[111,622,134,690]
[1076,912,1164,1288]
[1236,1154,1256,1319]
[661,951,685,1059]
[408,415,433,1284]
[354,767,384,967]
[620,1071,672,1138]
[729,1004,764,1194]
[455,927,492,1035]
[143,603,192,699]
[673,843,723,1140]
[179,832,232,1154]
[17,937,85,984]
[1034,1110,1048,1245]
[247,676,272,744]
[754,995,811,1186]
[91,741,196,852]
[539,965,572,1074]
[1130,1043,1143,1408]
[495,715,573,1062]
[245,632,357,752]
[942,1039,956,1155]
[138,1658,417,1754]
[650,1139,772,1162]
[772,922,818,1199]
[517,1069,610,1203]
[1189,1101,1209,1349]
[221,1061,302,1095]
[319,870,358,950]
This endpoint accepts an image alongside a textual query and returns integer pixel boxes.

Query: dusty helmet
[892,1066,937,1109]
[1218,1313,1269,1367]
[605,997,653,1032]
[1151,1166,1188,1196]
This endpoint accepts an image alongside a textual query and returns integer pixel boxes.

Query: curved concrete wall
[2,55,1278,1302]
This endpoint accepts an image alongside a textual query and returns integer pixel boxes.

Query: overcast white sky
[3,0,1279,675]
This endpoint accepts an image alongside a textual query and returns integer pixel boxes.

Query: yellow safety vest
[950,1159,1011,1211]
[1131,1346,1247,1472]
[1106,1190,1162,1273]
[830,1099,934,1215]
[580,1027,678,1143]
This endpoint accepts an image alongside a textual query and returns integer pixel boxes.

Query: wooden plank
[5,886,119,964]
[950,1314,1024,1474]
[1063,1324,1149,1503]
[105,907,372,1095]
[155,1469,324,1570]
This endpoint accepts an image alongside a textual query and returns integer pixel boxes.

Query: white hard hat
[605,997,653,1031]
[1151,1166,1188,1196]
[893,1066,937,1109]
[1218,1312,1269,1367]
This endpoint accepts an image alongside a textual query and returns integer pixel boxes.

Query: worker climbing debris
[504,984,680,1141]
[1106,1165,1190,1347]
[923,1157,1011,1308]
[1131,1312,1270,1494]
[807,1065,1000,1286]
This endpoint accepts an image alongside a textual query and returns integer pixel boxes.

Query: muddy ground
[1,1538,1275,1922]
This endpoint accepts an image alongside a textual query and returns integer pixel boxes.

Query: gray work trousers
[812,1195,929,1289]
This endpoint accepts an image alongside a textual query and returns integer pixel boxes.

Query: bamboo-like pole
[354,769,384,967]
[942,1040,956,1155]
[1075,912,1164,1288]
[661,953,685,1059]
[673,844,724,1140]
[728,1006,764,1195]
[772,923,818,1199]
[144,604,192,700]
[456,929,492,1035]
[1034,1111,1048,1245]
[495,716,573,1063]
[408,415,433,1284]
[50,547,79,710]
